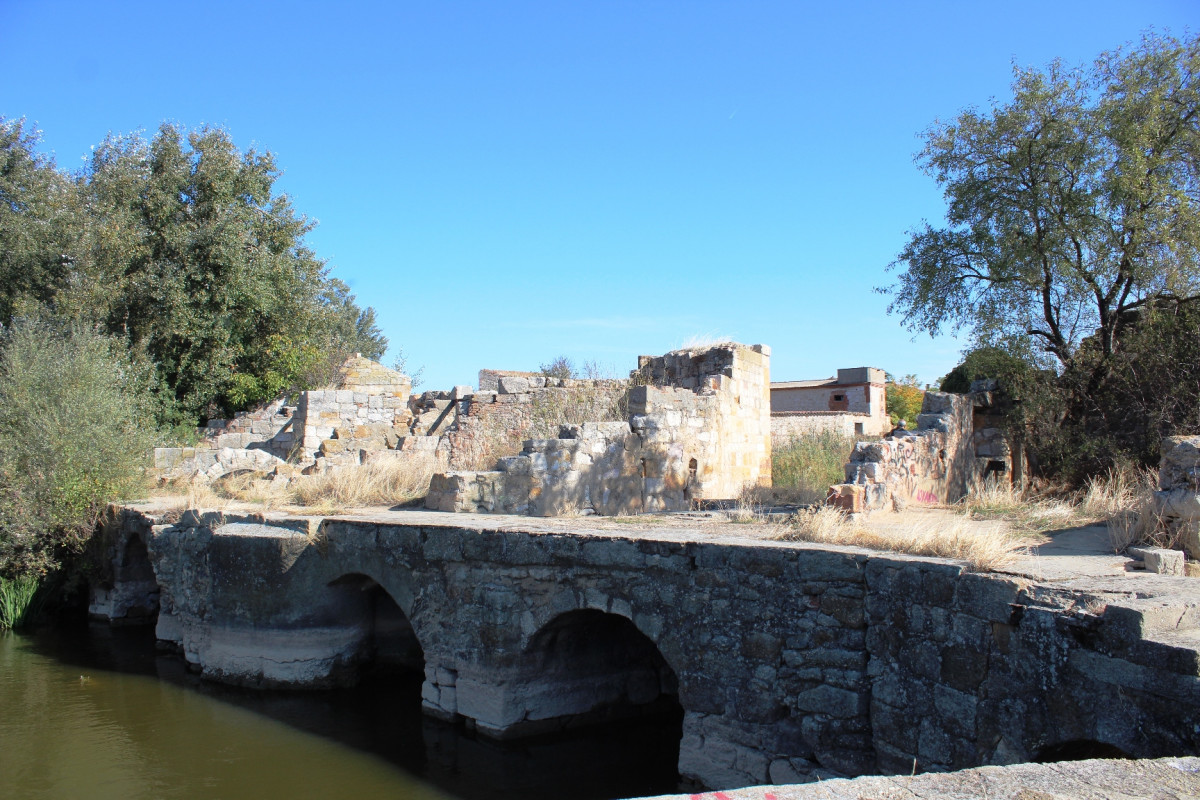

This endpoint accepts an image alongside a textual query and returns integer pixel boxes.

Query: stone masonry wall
[1153,436,1200,561]
[830,392,975,513]
[293,356,412,459]
[99,507,1200,791]
[425,343,772,516]
[438,379,629,471]
[634,343,772,498]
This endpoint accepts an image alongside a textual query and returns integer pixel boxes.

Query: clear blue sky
[3,1,1196,389]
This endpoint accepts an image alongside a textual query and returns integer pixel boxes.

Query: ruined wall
[438,380,628,471]
[1152,436,1200,561]
[634,343,772,499]
[99,507,1200,790]
[426,343,772,516]
[199,396,297,457]
[293,357,412,459]
[771,412,872,442]
[154,356,413,480]
[830,392,975,512]
[477,369,540,392]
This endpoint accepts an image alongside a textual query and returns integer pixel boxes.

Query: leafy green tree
[76,124,388,418]
[884,373,924,427]
[886,33,1200,384]
[938,347,1038,393]
[0,119,388,423]
[0,119,81,324]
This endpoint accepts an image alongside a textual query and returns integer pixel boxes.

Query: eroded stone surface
[641,756,1200,800]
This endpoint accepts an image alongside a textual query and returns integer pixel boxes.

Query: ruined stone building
[829,382,1024,513]
[770,367,889,440]
[154,344,774,517]
[154,356,413,479]
[426,343,773,515]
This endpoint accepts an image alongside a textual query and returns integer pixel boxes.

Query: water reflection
[1,625,683,800]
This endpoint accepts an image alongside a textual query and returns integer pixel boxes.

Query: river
[0,624,684,800]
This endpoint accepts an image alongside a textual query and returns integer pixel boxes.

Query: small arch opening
[518,609,682,733]
[326,574,424,682]
[504,609,684,794]
[120,536,156,583]
[1034,740,1132,762]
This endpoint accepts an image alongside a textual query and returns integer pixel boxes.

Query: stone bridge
[93,506,1200,789]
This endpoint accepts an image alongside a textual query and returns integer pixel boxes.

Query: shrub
[0,318,158,579]
[772,430,856,504]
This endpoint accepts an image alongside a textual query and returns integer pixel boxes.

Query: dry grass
[154,453,440,516]
[959,466,1164,553]
[960,480,1079,532]
[774,506,1028,571]
[771,430,858,505]
[289,454,439,511]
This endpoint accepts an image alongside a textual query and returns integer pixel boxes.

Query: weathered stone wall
[96,506,1200,791]
[293,357,412,458]
[153,445,286,480]
[830,392,975,513]
[427,421,644,515]
[771,412,871,442]
[477,368,540,392]
[634,343,773,499]
[438,379,628,471]
[200,396,298,456]
[154,356,413,479]
[427,343,772,516]
[1154,436,1200,561]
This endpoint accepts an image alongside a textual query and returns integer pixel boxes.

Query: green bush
[0,318,158,579]
[772,430,857,504]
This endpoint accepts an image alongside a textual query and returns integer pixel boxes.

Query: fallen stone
[1127,546,1185,576]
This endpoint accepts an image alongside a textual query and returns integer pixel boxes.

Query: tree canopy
[886,32,1200,377]
[0,120,387,422]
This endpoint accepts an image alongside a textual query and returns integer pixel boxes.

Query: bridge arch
[325,573,424,682]
[1034,739,1131,763]
[509,608,683,736]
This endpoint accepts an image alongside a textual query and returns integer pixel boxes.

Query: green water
[0,628,444,800]
[0,625,683,800]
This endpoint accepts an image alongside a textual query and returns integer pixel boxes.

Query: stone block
[827,484,864,513]
[498,376,530,394]
[1127,546,1185,575]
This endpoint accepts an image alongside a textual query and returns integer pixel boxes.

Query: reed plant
[0,574,41,630]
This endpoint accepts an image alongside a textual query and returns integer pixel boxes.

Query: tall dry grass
[771,430,858,504]
[156,452,440,516]
[960,466,1163,553]
[290,454,439,511]
[775,506,1027,572]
